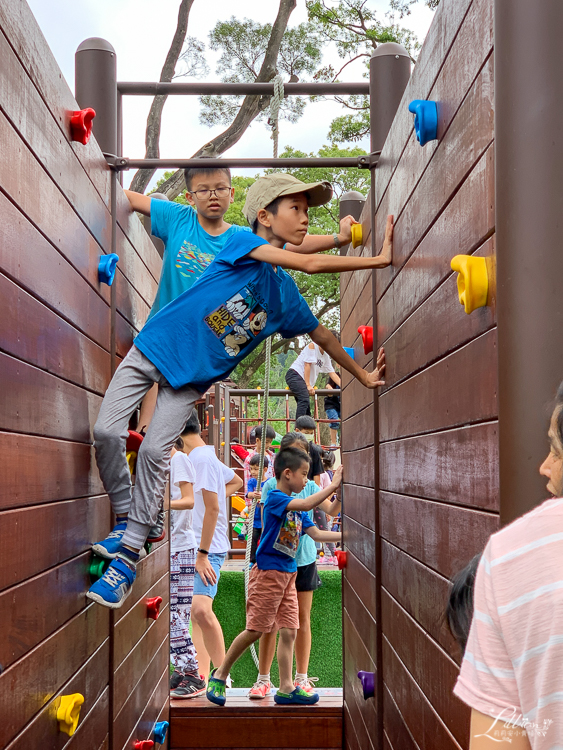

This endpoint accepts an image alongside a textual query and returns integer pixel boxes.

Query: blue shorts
[193,552,226,599]
[326,407,340,431]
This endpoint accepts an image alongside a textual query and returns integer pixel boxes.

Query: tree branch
[155,0,297,200]
[130,0,195,194]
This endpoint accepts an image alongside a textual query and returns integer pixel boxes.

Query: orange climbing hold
[70,108,96,145]
[146,596,163,620]
[357,325,373,355]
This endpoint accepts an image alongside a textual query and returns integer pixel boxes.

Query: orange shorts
[246,566,299,633]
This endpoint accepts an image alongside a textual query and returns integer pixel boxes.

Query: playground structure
[2,0,563,748]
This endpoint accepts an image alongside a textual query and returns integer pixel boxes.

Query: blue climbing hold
[408,100,438,146]
[343,346,355,360]
[153,721,169,745]
[98,253,119,286]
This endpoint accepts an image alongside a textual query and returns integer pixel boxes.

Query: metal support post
[495,0,563,523]
[75,38,117,156]
[369,42,411,154]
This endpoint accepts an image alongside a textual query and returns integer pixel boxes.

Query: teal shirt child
[262,477,319,567]
[148,200,251,319]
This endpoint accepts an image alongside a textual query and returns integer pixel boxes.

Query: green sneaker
[274,686,319,705]
[206,669,226,706]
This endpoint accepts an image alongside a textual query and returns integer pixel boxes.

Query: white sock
[295,672,307,681]
[258,673,271,683]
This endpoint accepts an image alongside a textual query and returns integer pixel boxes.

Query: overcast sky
[26,0,434,190]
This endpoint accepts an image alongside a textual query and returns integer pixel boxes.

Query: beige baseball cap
[243,173,333,226]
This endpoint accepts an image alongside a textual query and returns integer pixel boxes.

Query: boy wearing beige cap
[87,173,393,609]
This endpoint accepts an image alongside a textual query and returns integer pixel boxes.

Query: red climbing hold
[335,550,347,570]
[146,596,163,620]
[70,108,96,145]
[133,741,154,750]
[126,429,144,453]
[357,325,373,355]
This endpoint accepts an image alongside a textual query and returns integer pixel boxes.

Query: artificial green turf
[212,569,343,688]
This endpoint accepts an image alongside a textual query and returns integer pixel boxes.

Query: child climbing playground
[87,173,393,610]
[206,447,342,707]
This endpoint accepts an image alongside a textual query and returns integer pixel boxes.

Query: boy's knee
[93,419,119,449]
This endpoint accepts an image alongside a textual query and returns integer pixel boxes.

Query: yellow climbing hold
[57,693,84,736]
[450,255,489,314]
[351,224,363,249]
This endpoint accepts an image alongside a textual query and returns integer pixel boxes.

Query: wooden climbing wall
[0,1,168,748]
[340,0,498,748]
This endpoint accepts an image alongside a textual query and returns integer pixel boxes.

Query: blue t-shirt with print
[135,232,319,391]
[262,477,319,567]
[247,477,266,529]
[256,489,315,573]
[148,200,251,320]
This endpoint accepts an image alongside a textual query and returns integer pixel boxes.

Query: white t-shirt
[189,445,235,554]
[170,451,197,554]
[290,343,334,386]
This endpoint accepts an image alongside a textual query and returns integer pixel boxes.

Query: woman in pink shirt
[454,384,563,748]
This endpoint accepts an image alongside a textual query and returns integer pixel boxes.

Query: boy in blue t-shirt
[87,172,392,610]
[246,454,269,564]
[206,447,342,707]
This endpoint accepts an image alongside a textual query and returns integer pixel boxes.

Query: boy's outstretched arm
[286,215,358,254]
[124,189,152,217]
[310,324,385,390]
[249,215,393,272]
[306,528,342,543]
[287,466,343,512]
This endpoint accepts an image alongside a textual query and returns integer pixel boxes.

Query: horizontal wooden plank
[382,638,461,750]
[377,146,495,348]
[343,484,375,532]
[341,405,374,453]
[116,310,136,360]
[375,54,494,302]
[383,685,418,750]
[343,610,377,745]
[0,494,111,590]
[114,541,170,621]
[343,576,376,657]
[5,642,109,750]
[343,516,376,574]
[341,362,375,420]
[342,447,375,491]
[116,225,158,310]
[0,432,103,511]
[0,351,101,442]
[0,190,111,352]
[114,600,169,716]
[374,0,474,207]
[344,701,364,750]
[380,491,498,578]
[382,590,468,747]
[382,541,460,664]
[0,551,93,669]
[114,640,169,750]
[379,422,499,511]
[0,603,109,748]
[0,271,111,394]
[123,670,170,750]
[116,188,163,285]
[379,329,498,441]
[341,274,371,338]
[114,573,170,667]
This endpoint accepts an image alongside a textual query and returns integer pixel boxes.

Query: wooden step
[170,693,343,749]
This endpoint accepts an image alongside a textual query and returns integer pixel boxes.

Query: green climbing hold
[89,555,108,580]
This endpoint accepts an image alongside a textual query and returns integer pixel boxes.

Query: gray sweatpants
[93,345,200,550]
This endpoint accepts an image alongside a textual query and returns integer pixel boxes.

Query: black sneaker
[170,669,184,691]
[171,672,207,699]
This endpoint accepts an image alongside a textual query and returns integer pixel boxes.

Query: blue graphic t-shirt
[256,488,315,573]
[135,232,319,391]
[247,477,266,529]
[148,200,251,320]
[262,477,319,567]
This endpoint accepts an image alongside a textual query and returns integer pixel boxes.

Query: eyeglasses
[188,187,232,200]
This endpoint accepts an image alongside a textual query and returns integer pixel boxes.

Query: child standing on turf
[168,439,206,699]
[87,173,392,610]
[246,454,269,564]
[206,447,342,707]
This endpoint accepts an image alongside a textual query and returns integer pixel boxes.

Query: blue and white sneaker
[91,522,127,559]
[86,556,136,609]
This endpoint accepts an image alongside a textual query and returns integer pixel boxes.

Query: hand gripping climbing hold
[408,100,438,147]
[146,596,163,620]
[153,721,169,745]
[98,253,119,286]
[335,550,347,570]
[450,255,489,314]
[70,108,96,145]
[57,693,84,736]
[358,671,375,700]
[357,325,373,355]
[134,741,154,750]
